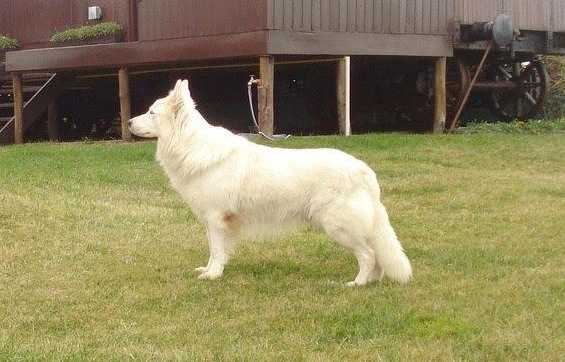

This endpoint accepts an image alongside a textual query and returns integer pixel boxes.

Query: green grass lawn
[1,132,564,360]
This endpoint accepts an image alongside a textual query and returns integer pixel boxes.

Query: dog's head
[129,79,195,138]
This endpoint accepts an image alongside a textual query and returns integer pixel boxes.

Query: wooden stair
[0,70,71,144]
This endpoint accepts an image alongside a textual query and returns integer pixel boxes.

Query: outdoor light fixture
[88,6,103,21]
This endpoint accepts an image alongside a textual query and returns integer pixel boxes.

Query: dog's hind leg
[368,260,385,283]
[314,190,381,286]
[318,213,376,286]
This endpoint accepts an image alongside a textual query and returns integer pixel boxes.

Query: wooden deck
[5,31,451,73]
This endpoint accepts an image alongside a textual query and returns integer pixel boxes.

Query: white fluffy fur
[129,80,412,286]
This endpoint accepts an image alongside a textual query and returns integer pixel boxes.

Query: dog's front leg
[197,226,230,280]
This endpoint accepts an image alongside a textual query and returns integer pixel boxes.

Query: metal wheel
[445,58,470,129]
[490,60,550,120]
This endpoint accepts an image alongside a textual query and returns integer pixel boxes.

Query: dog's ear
[179,80,194,109]
[171,79,194,111]
[173,79,183,94]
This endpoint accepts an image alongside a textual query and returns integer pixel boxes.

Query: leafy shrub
[50,22,122,44]
[543,56,565,119]
[0,35,19,50]
[462,118,565,134]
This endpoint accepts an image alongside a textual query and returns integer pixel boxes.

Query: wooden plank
[422,0,431,34]
[374,0,383,33]
[329,0,340,31]
[6,32,269,72]
[454,0,462,22]
[415,0,424,33]
[430,0,439,34]
[337,57,351,136]
[433,57,447,133]
[47,100,59,142]
[274,0,284,29]
[357,0,366,32]
[347,0,357,32]
[438,0,447,33]
[303,0,312,31]
[268,31,453,57]
[320,0,331,31]
[391,0,401,33]
[128,0,139,42]
[400,0,408,33]
[258,56,274,137]
[553,0,565,31]
[339,0,348,32]
[118,68,132,142]
[267,0,275,29]
[446,0,455,27]
[293,0,303,30]
[284,0,294,30]
[383,0,391,33]
[12,73,23,144]
[364,0,375,33]
[312,0,321,31]
[406,0,416,33]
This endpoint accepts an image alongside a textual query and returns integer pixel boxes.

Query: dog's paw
[346,281,367,287]
[194,266,208,274]
[197,271,223,280]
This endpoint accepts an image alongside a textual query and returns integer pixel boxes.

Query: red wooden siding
[266,0,454,35]
[3,0,565,51]
[0,0,130,49]
[0,0,73,48]
[136,0,268,41]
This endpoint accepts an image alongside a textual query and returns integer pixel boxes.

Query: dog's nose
[128,119,133,126]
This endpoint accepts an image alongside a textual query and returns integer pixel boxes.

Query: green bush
[0,35,19,50]
[544,56,565,119]
[50,22,122,44]
[462,118,565,134]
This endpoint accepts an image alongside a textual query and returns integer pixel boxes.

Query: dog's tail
[371,201,412,284]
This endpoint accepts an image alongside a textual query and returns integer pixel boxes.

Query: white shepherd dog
[129,80,412,286]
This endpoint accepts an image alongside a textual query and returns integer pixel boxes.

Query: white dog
[129,80,412,286]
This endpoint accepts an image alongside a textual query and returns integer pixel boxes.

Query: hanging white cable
[247,75,290,141]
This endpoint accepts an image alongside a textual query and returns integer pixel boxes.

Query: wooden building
[1,0,565,144]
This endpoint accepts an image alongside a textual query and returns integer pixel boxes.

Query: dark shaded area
[23,57,490,142]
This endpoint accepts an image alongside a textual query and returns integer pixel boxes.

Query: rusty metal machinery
[461,14,514,48]
[447,14,551,127]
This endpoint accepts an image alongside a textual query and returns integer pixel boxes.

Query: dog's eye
[149,110,155,115]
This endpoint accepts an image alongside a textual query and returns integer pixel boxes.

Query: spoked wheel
[445,58,470,129]
[490,60,550,120]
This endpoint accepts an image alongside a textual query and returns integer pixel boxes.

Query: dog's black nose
[128,119,133,126]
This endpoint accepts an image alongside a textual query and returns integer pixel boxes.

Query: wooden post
[433,57,447,134]
[12,73,24,144]
[118,67,132,141]
[337,56,351,136]
[47,101,59,142]
[258,56,274,137]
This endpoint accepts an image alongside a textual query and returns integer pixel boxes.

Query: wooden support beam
[433,57,447,134]
[337,56,351,136]
[258,56,274,137]
[118,67,132,141]
[12,73,24,144]
[47,101,59,142]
